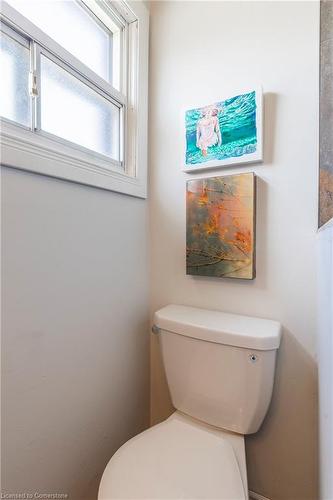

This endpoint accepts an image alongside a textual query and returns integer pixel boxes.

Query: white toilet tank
[154,304,281,435]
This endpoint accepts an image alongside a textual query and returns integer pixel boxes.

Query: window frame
[0,0,149,198]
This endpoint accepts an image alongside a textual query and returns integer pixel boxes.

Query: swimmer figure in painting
[196,106,222,157]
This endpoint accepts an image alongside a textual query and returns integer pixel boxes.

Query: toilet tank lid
[154,305,281,351]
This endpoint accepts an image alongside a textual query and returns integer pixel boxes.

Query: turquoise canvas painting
[184,89,263,171]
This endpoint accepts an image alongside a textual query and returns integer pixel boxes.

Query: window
[40,55,120,160]
[0,28,30,127]
[0,0,149,197]
[5,0,114,83]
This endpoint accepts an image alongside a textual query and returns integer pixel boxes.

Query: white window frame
[0,0,149,198]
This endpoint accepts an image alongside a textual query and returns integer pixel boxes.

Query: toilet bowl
[99,412,247,500]
[99,304,281,500]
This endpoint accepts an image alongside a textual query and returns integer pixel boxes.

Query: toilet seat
[98,412,247,500]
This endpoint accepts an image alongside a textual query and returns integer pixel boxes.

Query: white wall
[317,223,333,500]
[149,2,319,499]
[1,166,150,499]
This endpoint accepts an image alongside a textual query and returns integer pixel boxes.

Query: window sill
[0,120,147,198]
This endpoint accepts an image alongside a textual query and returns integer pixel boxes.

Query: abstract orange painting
[186,173,256,279]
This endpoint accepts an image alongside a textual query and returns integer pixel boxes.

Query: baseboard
[249,490,271,500]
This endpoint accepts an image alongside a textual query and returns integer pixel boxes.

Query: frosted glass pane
[0,32,30,126]
[41,56,120,161]
[7,0,111,81]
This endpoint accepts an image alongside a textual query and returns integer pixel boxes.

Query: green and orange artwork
[186,173,256,279]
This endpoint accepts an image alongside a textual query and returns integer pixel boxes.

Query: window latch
[29,71,38,97]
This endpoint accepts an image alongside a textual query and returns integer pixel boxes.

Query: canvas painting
[184,89,262,171]
[319,0,333,227]
[186,173,256,279]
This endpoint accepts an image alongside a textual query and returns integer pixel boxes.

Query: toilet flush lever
[152,324,160,335]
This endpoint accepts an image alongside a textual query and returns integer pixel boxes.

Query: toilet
[98,304,281,500]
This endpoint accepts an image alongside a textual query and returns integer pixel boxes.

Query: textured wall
[1,167,150,499]
[319,0,333,227]
[149,2,319,499]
